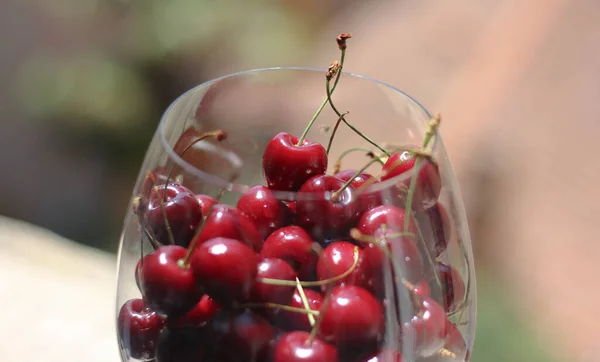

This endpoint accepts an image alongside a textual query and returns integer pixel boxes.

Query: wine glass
[115,66,476,362]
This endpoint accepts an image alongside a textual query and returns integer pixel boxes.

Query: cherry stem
[412,217,443,295]
[163,130,227,202]
[331,155,385,202]
[144,172,176,245]
[295,277,316,327]
[296,40,348,146]
[332,147,383,174]
[241,302,320,316]
[259,247,359,287]
[133,195,161,249]
[325,111,350,155]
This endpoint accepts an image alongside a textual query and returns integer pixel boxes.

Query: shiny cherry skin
[335,170,381,212]
[237,185,291,239]
[273,331,338,362]
[318,285,384,347]
[296,174,360,240]
[168,294,220,328]
[416,202,451,258]
[262,132,327,192]
[138,245,202,315]
[359,348,405,362]
[356,205,417,236]
[190,237,258,305]
[155,325,208,362]
[316,241,371,292]
[404,296,447,357]
[252,258,297,305]
[381,150,441,211]
[195,194,218,216]
[209,310,275,362]
[192,204,263,252]
[118,298,166,360]
[145,184,203,247]
[259,225,318,280]
[279,288,323,332]
[413,280,431,297]
[430,262,465,314]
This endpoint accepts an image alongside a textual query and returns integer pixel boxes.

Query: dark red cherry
[430,262,465,314]
[416,202,451,258]
[138,245,202,315]
[296,174,360,240]
[318,285,384,347]
[118,298,166,360]
[280,288,323,332]
[259,226,318,280]
[169,294,220,328]
[192,204,263,252]
[273,331,338,362]
[190,237,258,305]
[335,170,381,212]
[356,205,417,236]
[144,184,203,247]
[359,348,405,362]
[381,150,441,210]
[156,326,209,362]
[316,241,371,292]
[262,132,327,191]
[404,296,447,357]
[237,185,291,239]
[209,310,275,362]
[285,201,297,215]
[252,258,297,305]
[195,194,218,216]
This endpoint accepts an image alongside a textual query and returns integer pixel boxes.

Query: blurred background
[1,0,598,361]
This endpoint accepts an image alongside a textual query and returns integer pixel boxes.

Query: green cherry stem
[331,156,388,202]
[241,302,320,316]
[296,277,316,327]
[332,147,382,174]
[325,111,350,155]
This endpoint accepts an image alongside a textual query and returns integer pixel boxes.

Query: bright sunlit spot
[337,297,350,306]
[296,347,314,358]
[159,253,168,264]
[211,244,228,255]
[332,250,342,263]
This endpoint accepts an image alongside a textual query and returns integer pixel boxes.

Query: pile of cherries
[118,35,470,362]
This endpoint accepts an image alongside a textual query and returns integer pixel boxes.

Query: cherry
[296,174,360,240]
[416,202,451,258]
[280,288,324,332]
[156,326,209,362]
[252,258,298,305]
[259,225,318,280]
[316,241,371,292]
[273,331,338,362]
[169,294,220,328]
[262,132,327,192]
[359,348,405,362]
[403,296,447,357]
[192,203,263,252]
[209,310,275,362]
[195,194,218,216]
[356,205,417,236]
[443,322,470,361]
[138,245,202,315]
[144,183,203,247]
[413,280,431,297]
[381,150,441,211]
[190,237,258,305]
[430,262,465,314]
[118,298,166,360]
[237,185,291,239]
[318,285,384,347]
[335,170,381,212]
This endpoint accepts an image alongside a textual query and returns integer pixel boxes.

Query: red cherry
[318,285,384,347]
[260,226,318,280]
[118,298,166,360]
[316,241,371,292]
[169,294,220,328]
[156,326,209,362]
[381,150,441,210]
[273,331,338,362]
[404,296,447,357]
[262,132,327,191]
[280,288,323,332]
[335,170,381,212]
[437,322,469,361]
[195,194,218,216]
[190,237,258,304]
[359,348,405,362]
[356,205,417,236]
[296,174,360,240]
[430,262,465,314]
[209,310,275,362]
[413,280,431,297]
[285,201,297,215]
[138,245,202,315]
[140,166,170,196]
[252,258,297,305]
[145,184,203,247]
[237,185,291,239]
[416,202,451,258]
[192,204,263,252]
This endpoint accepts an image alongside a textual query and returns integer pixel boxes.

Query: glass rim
[158,66,436,200]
